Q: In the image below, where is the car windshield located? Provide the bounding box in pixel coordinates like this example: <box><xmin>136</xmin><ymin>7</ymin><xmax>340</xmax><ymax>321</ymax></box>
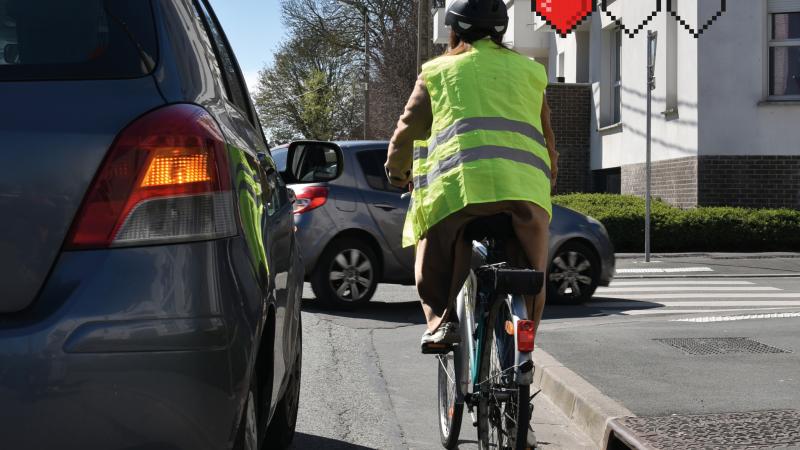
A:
<box><xmin>0</xmin><ymin>0</ymin><xmax>158</xmax><ymax>81</ymax></box>
<box><xmin>271</xmin><ymin>147</ymin><xmax>288</xmax><ymax>172</ymax></box>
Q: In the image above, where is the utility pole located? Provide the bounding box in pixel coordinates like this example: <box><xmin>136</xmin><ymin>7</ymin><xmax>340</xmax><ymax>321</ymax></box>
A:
<box><xmin>363</xmin><ymin>6</ymin><xmax>370</xmax><ymax>140</ymax></box>
<box><xmin>645</xmin><ymin>31</ymin><xmax>657</xmax><ymax>262</ymax></box>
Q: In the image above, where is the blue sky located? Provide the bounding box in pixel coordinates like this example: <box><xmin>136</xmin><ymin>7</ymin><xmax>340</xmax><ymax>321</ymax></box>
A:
<box><xmin>209</xmin><ymin>0</ymin><xmax>286</xmax><ymax>92</ymax></box>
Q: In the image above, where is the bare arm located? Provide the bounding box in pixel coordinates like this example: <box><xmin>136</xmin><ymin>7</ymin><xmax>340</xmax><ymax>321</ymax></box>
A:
<box><xmin>541</xmin><ymin>94</ymin><xmax>558</xmax><ymax>188</ymax></box>
<box><xmin>385</xmin><ymin>75</ymin><xmax>433</xmax><ymax>188</ymax></box>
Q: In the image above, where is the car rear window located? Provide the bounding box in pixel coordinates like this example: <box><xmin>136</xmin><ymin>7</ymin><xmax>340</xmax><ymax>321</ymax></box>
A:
<box><xmin>271</xmin><ymin>148</ymin><xmax>288</xmax><ymax>172</ymax></box>
<box><xmin>0</xmin><ymin>0</ymin><xmax>158</xmax><ymax>81</ymax></box>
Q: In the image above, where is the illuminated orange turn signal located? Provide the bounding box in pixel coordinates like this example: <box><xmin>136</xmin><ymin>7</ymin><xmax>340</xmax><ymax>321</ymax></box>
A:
<box><xmin>141</xmin><ymin>149</ymin><xmax>212</xmax><ymax>187</ymax></box>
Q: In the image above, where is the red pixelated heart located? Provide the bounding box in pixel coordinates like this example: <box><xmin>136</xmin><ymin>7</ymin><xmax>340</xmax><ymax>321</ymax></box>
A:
<box><xmin>534</xmin><ymin>0</ymin><xmax>594</xmax><ymax>38</ymax></box>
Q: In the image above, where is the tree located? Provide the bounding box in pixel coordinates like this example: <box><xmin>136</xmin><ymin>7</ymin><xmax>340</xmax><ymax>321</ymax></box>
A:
<box><xmin>276</xmin><ymin>0</ymin><xmax>422</xmax><ymax>140</ymax></box>
<box><xmin>254</xmin><ymin>34</ymin><xmax>362</xmax><ymax>143</ymax></box>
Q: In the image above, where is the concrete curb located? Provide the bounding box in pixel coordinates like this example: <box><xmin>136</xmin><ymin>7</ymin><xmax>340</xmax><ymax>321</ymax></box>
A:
<box><xmin>532</xmin><ymin>347</ymin><xmax>634</xmax><ymax>449</ymax></box>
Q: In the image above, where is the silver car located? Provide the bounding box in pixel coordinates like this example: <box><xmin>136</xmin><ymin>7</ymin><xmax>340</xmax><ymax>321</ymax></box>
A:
<box><xmin>272</xmin><ymin>141</ymin><xmax>615</xmax><ymax>308</ymax></box>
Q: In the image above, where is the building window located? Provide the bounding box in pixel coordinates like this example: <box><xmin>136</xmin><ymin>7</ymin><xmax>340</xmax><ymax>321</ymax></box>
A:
<box><xmin>593</xmin><ymin>168</ymin><xmax>621</xmax><ymax>194</ymax></box>
<box><xmin>768</xmin><ymin>5</ymin><xmax>800</xmax><ymax>98</ymax></box>
<box><xmin>665</xmin><ymin>0</ymin><xmax>679</xmax><ymax>116</ymax></box>
<box><xmin>601</xmin><ymin>26</ymin><xmax>622</xmax><ymax>127</ymax></box>
<box><xmin>613</xmin><ymin>28</ymin><xmax>622</xmax><ymax>123</ymax></box>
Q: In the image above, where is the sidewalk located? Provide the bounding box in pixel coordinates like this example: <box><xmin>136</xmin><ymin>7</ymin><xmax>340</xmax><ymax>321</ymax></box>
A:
<box><xmin>614</xmin><ymin>253</ymin><xmax>800</xmax><ymax>278</ymax></box>
<box><xmin>534</xmin><ymin>314</ymin><xmax>800</xmax><ymax>449</ymax></box>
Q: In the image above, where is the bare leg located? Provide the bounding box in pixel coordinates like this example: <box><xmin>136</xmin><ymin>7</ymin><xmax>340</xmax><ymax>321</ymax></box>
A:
<box><xmin>510</xmin><ymin>203</ymin><xmax>551</xmax><ymax>336</ymax></box>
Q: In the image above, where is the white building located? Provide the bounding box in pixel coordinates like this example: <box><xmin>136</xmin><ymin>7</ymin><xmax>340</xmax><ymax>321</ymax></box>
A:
<box><xmin>432</xmin><ymin>0</ymin><xmax>800</xmax><ymax>208</ymax></box>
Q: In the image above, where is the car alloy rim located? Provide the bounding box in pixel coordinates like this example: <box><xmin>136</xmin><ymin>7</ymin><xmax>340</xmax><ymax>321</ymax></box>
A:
<box><xmin>549</xmin><ymin>251</ymin><xmax>593</xmax><ymax>298</ymax></box>
<box><xmin>329</xmin><ymin>249</ymin><xmax>373</xmax><ymax>301</ymax></box>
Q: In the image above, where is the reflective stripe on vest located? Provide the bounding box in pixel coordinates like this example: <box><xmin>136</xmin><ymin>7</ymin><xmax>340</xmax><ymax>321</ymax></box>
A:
<box><xmin>414</xmin><ymin>145</ymin><xmax>551</xmax><ymax>189</ymax></box>
<box><xmin>414</xmin><ymin>117</ymin><xmax>547</xmax><ymax>161</ymax></box>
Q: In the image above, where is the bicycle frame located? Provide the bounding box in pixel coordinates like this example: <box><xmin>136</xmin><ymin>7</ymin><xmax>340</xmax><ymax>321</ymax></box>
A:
<box><xmin>454</xmin><ymin>240</ymin><xmax>534</xmax><ymax>407</ymax></box>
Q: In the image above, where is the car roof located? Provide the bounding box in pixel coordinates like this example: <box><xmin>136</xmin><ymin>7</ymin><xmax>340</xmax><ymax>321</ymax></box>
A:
<box><xmin>271</xmin><ymin>140</ymin><xmax>389</xmax><ymax>153</ymax></box>
<box><xmin>334</xmin><ymin>140</ymin><xmax>389</xmax><ymax>151</ymax></box>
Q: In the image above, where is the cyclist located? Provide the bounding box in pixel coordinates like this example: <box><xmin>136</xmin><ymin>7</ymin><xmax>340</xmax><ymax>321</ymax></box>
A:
<box><xmin>385</xmin><ymin>0</ymin><xmax>558</xmax><ymax>352</ymax></box>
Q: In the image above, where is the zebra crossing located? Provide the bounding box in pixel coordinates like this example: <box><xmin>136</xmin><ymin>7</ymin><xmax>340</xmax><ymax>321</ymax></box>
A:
<box><xmin>590</xmin><ymin>279</ymin><xmax>800</xmax><ymax>318</ymax></box>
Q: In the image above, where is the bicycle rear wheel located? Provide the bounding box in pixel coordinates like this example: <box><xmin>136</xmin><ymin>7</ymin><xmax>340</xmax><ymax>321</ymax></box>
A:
<box><xmin>477</xmin><ymin>297</ymin><xmax>531</xmax><ymax>450</ymax></box>
<box><xmin>437</xmin><ymin>352</ymin><xmax>463</xmax><ymax>448</ymax></box>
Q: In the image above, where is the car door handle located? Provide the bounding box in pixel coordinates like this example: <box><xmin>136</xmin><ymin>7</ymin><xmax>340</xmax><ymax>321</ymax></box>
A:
<box><xmin>372</xmin><ymin>203</ymin><xmax>398</xmax><ymax>211</ymax></box>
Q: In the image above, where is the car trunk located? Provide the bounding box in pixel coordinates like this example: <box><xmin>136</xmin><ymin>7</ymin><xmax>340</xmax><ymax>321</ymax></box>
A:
<box><xmin>0</xmin><ymin>78</ymin><xmax>165</xmax><ymax>312</ymax></box>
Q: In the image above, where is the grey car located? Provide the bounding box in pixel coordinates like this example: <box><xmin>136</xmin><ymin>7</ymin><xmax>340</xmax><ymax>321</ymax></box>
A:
<box><xmin>0</xmin><ymin>1</ymin><xmax>319</xmax><ymax>449</ymax></box>
<box><xmin>272</xmin><ymin>141</ymin><xmax>615</xmax><ymax>308</ymax></box>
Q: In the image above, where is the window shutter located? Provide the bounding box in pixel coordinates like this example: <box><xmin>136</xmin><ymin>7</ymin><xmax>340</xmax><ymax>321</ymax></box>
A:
<box><xmin>768</xmin><ymin>0</ymin><xmax>800</xmax><ymax>13</ymax></box>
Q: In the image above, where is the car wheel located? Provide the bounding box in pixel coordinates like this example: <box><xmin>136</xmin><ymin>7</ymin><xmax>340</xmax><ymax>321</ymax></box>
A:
<box><xmin>311</xmin><ymin>238</ymin><xmax>379</xmax><ymax>308</ymax></box>
<box><xmin>265</xmin><ymin>316</ymin><xmax>302</xmax><ymax>449</ymax></box>
<box><xmin>547</xmin><ymin>241</ymin><xmax>599</xmax><ymax>305</ymax></box>
<box><xmin>234</xmin><ymin>371</ymin><xmax>259</xmax><ymax>450</ymax></box>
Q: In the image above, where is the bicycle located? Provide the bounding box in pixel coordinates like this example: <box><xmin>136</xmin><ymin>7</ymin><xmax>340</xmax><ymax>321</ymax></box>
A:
<box><xmin>430</xmin><ymin>213</ymin><xmax>543</xmax><ymax>450</ymax></box>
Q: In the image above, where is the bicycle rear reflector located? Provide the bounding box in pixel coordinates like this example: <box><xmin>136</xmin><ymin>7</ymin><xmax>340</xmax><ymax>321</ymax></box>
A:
<box><xmin>517</xmin><ymin>320</ymin><xmax>535</xmax><ymax>353</ymax></box>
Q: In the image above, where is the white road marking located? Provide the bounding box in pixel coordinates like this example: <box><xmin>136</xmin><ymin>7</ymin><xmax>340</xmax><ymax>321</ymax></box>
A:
<box><xmin>673</xmin><ymin>312</ymin><xmax>800</xmax><ymax>322</ymax></box>
<box><xmin>616</xmin><ymin>267</ymin><xmax>713</xmax><ymax>274</ymax></box>
<box><xmin>596</xmin><ymin>286</ymin><xmax>781</xmax><ymax>293</ymax></box>
<box><xmin>608</xmin><ymin>281</ymin><xmax>756</xmax><ymax>287</ymax></box>
<box><xmin>615</xmin><ymin>273</ymin><xmax>800</xmax><ymax>278</ymax></box>
<box><xmin>592</xmin><ymin>299</ymin><xmax>800</xmax><ymax>307</ymax></box>
<box><xmin>602</xmin><ymin>307</ymin><xmax>798</xmax><ymax>316</ymax></box>
<box><xmin>593</xmin><ymin>293</ymin><xmax>800</xmax><ymax>300</ymax></box>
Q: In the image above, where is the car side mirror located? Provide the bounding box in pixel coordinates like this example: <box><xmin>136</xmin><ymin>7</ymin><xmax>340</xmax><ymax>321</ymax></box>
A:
<box><xmin>284</xmin><ymin>141</ymin><xmax>344</xmax><ymax>184</ymax></box>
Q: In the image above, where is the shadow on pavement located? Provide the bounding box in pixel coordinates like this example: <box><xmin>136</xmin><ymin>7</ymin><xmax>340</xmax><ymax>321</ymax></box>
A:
<box><xmin>302</xmin><ymin>297</ymin><xmax>426</xmax><ymax>325</ymax></box>
<box><xmin>543</xmin><ymin>297</ymin><xmax>663</xmax><ymax>320</ymax></box>
<box><xmin>291</xmin><ymin>433</ymin><xmax>376</xmax><ymax>449</ymax></box>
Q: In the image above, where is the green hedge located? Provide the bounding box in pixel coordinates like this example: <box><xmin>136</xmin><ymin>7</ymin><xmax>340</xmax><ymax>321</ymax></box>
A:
<box><xmin>553</xmin><ymin>194</ymin><xmax>800</xmax><ymax>253</ymax></box>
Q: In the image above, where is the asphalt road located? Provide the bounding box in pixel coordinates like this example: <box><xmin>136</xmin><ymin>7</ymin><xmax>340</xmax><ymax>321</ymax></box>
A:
<box><xmin>291</xmin><ymin>284</ymin><xmax>593</xmax><ymax>450</ymax></box>
<box><xmin>291</xmin><ymin>259</ymin><xmax>800</xmax><ymax>449</ymax></box>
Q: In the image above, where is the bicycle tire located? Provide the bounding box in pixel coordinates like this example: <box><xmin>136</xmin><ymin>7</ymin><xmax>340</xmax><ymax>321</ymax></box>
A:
<box><xmin>437</xmin><ymin>353</ymin><xmax>463</xmax><ymax>449</ymax></box>
<box><xmin>477</xmin><ymin>295</ymin><xmax>531</xmax><ymax>450</ymax></box>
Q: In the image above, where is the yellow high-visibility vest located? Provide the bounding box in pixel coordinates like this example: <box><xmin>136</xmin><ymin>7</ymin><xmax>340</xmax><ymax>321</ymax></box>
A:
<box><xmin>402</xmin><ymin>39</ymin><xmax>552</xmax><ymax>247</ymax></box>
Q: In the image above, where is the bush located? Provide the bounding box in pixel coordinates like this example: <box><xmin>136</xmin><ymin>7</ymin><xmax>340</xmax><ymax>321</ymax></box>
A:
<box><xmin>553</xmin><ymin>194</ymin><xmax>800</xmax><ymax>253</ymax></box>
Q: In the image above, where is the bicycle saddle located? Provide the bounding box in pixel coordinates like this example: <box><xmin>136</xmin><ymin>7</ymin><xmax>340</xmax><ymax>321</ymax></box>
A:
<box><xmin>463</xmin><ymin>213</ymin><xmax>514</xmax><ymax>242</ymax></box>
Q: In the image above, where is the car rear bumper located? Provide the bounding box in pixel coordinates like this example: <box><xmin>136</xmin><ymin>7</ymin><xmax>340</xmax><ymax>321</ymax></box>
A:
<box><xmin>0</xmin><ymin>349</ymin><xmax>234</xmax><ymax>450</ymax></box>
<box><xmin>0</xmin><ymin>240</ymin><xmax>250</xmax><ymax>450</ymax></box>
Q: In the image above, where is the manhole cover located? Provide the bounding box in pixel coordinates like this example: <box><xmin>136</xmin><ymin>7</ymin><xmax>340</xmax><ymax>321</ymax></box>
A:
<box><xmin>654</xmin><ymin>337</ymin><xmax>790</xmax><ymax>355</ymax></box>
<box><xmin>613</xmin><ymin>410</ymin><xmax>800</xmax><ymax>449</ymax></box>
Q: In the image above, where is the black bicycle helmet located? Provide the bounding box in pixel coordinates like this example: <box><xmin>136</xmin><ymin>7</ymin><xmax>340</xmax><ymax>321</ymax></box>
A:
<box><xmin>445</xmin><ymin>0</ymin><xmax>509</xmax><ymax>41</ymax></box>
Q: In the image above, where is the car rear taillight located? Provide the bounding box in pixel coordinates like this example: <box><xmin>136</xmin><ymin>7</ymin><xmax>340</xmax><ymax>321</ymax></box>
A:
<box><xmin>517</xmin><ymin>320</ymin><xmax>535</xmax><ymax>353</ymax></box>
<box><xmin>293</xmin><ymin>186</ymin><xmax>328</xmax><ymax>215</ymax></box>
<box><xmin>66</xmin><ymin>104</ymin><xmax>236</xmax><ymax>249</ymax></box>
